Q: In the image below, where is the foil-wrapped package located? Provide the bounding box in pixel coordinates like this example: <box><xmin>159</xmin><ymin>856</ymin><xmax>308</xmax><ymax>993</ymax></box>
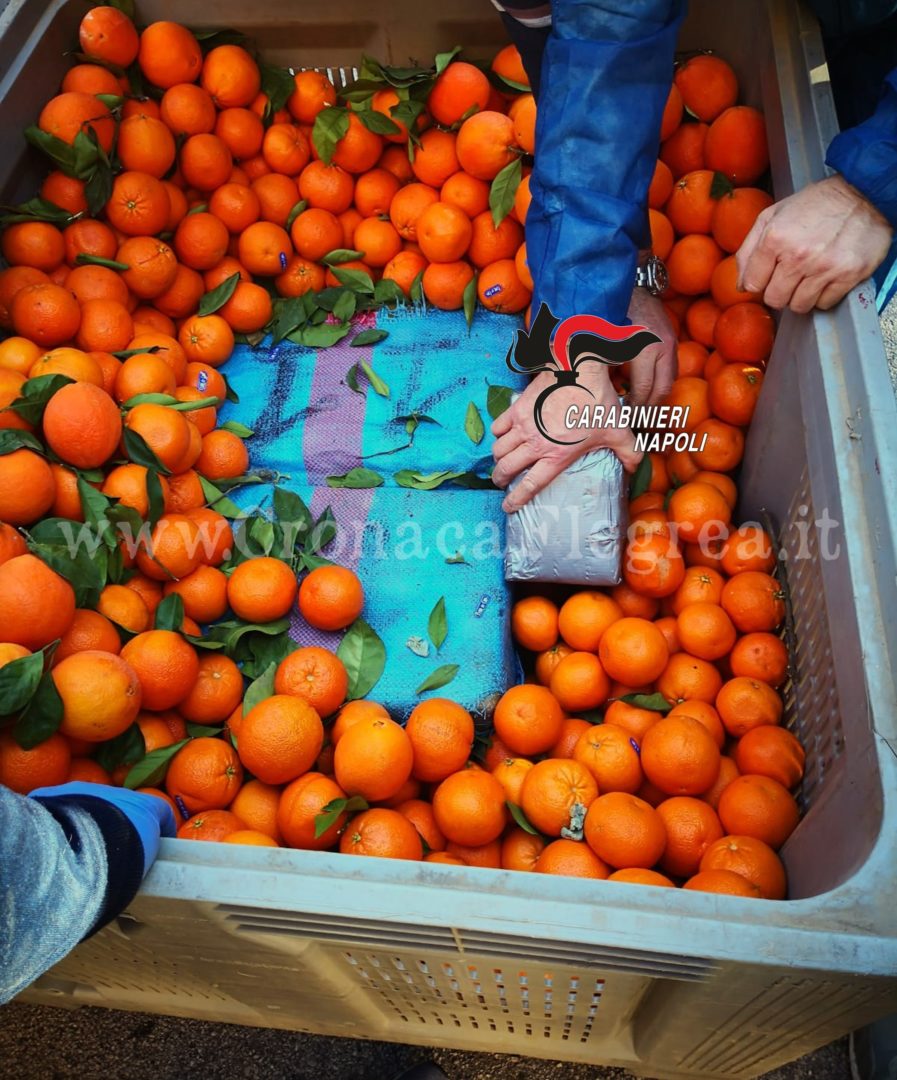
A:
<box><xmin>504</xmin><ymin>448</ymin><xmax>628</xmax><ymax>585</ymax></box>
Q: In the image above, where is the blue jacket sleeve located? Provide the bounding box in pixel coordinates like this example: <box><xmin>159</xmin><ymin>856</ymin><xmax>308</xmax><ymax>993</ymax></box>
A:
<box><xmin>525</xmin><ymin>0</ymin><xmax>685</xmax><ymax>325</ymax></box>
<box><xmin>826</xmin><ymin>66</ymin><xmax>897</xmax><ymax>228</ymax></box>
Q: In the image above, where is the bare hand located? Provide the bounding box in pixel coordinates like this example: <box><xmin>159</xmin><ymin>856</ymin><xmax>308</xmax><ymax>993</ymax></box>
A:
<box><xmin>491</xmin><ymin>366</ymin><xmax>641</xmax><ymax>513</ymax></box>
<box><xmin>736</xmin><ymin>175</ymin><xmax>893</xmax><ymax>313</ymax></box>
<box><xmin>627</xmin><ymin>286</ymin><xmax>677</xmax><ymax>403</ymax></box>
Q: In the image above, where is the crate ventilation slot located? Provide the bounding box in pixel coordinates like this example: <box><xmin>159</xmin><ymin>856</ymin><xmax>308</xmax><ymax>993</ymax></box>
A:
<box><xmin>216</xmin><ymin>906</ymin><xmax>715</xmax><ymax>980</ymax></box>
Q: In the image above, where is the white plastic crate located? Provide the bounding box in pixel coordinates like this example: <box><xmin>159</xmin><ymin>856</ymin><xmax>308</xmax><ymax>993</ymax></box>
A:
<box><xmin>4</xmin><ymin>0</ymin><xmax>897</xmax><ymax>1076</ymax></box>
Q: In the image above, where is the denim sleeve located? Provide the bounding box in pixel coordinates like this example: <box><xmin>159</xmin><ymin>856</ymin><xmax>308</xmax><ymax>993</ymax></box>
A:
<box><xmin>826</xmin><ymin>66</ymin><xmax>897</xmax><ymax>228</ymax></box>
<box><xmin>525</xmin><ymin>0</ymin><xmax>685</xmax><ymax>325</ymax></box>
<box><xmin>0</xmin><ymin>785</ymin><xmax>107</xmax><ymax>1004</ymax></box>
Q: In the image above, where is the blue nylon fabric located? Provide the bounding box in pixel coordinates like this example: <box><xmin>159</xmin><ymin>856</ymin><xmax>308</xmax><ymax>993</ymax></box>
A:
<box><xmin>525</xmin><ymin>0</ymin><xmax>684</xmax><ymax>325</ymax></box>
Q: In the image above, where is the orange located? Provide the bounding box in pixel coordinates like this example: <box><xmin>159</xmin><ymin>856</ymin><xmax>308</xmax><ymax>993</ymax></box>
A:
<box><xmin>714</xmin><ymin>302</ymin><xmax>775</xmax><ymax>366</ymax></box>
<box><xmin>353</xmin><ymin>217</ymin><xmax>403</xmax><ymax>268</ymax></box>
<box><xmin>352</xmin><ymin>168</ymin><xmax>401</xmax><ymax>218</ymax></box>
<box><xmin>101</xmin><ymin>464</ymin><xmax>169</xmax><ymax>521</ymax></box>
<box><xmin>55</xmin><ymin>609</ymin><xmax>121</xmax><ymax>663</ymax></box>
<box><xmin>339</xmin><ymin>807</ymin><xmax>423</xmax><ymax>860</ymax></box>
<box><xmin>656</xmin><ymin>796</ymin><xmax>724</xmax><ymax>879</ymax></box>
<box><xmin>275</xmin><ymin>256</ymin><xmax>327</xmax><ymax>298</ymax></box>
<box><xmin>79</xmin><ymin>5</ymin><xmax>139</xmax><ymax>66</ymax></box>
<box><xmin>396</xmin><ymin>798</ymin><xmax>446</xmax><ymax>852</ymax></box>
<box><xmin>186</xmin><ymin>507</ymin><xmax>233</xmax><ymax>567</ymax></box>
<box><xmin>234</xmin><ymin>219</ymin><xmax>291</xmax><ymax>276</ymax></box>
<box><xmin>693</xmin><ymin>470</ymin><xmax>738</xmax><ymax>509</ymax></box>
<box><xmin>660</xmin><ymin>121</ymin><xmax>708</xmax><ymax>179</ymax></box>
<box><xmin>263</xmin><ymin>123</ymin><xmax>311</xmax><ymax>176</ymax></box>
<box><xmin>135</xmin><ymin>512</ymin><xmax>202</xmax><ymax>581</ymax></box>
<box><xmin>660</xmin><ymin>82</ymin><xmax>683</xmax><ymax>140</ymax></box>
<box><xmin>666</xmin><ymin>170</ymin><xmax>716</xmax><ymax>235</ymax></box>
<box><xmin>298</xmin><ymin>160</ymin><xmax>354</xmax><ymax>213</ymax></box>
<box><xmin>223</xmin><ymin>829</ymin><xmax>278</xmax><ymax>846</ymax></box>
<box><xmin>583</xmin><ymin>792</ymin><xmax>666</xmax><ymax>869</ymax></box>
<box><xmin>0</xmin><ymin>731</ymin><xmax>71</xmax><ymax>794</ymax></box>
<box><xmin>433</xmin><ymin>768</ymin><xmax>508</xmax><ymax>847</ymax></box>
<box><xmin>445</xmin><ymin>837</ymin><xmax>502</xmax><ymax>868</ymax></box>
<box><xmin>683</xmin><ymin>869</ymin><xmax>761</xmax><ymax>896</ymax></box>
<box><xmin>733</xmin><ymin>725</ymin><xmax>804</xmax><ymax>791</ymax></box>
<box><xmin>421</xmin><ymin>260</ymin><xmax>475</xmax><ymax>310</ymax></box>
<box><xmin>718</xmin><ymin>774</ymin><xmax>799</xmax><ymax>850</ymax></box>
<box><xmin>229</xmin><ymin>779</ymin><xmax>283</xmax><ymax>843</ymax></box>
<box><xmin>40</xmin><ymin>170</ymin><xmax>89</xmax><ymax>214</ymax></box>
<box><xmin>370</xmin><ymin>89</ymin><xmax>411</xmax><ymax>144</ymax></box>
<box><xmin>427</xmin><ymin>62</ymin><xmax>491</xmax><ymax>126</ymax></box>
<box><xmin>195</xmin><ymin>428</ymin><xmax>249</xmax><ymax>481</ymax></box>
<box><xmin>730</xmin><ymin>632</ymin><xmax>789</xmax><ymax>687</ymax></box>
<box><xmin>700</xmin><ymin>834</ymin><xmax>787</xmax><ymax>900</ymax></box>
<box><xmin>667</xmin><ymin>700</ymin><xmax>725</xmax><ymax>749</ymax></box>
<box><xmin>68</xmin><ymin>758</ymin><xmax>112</xmax><ymax>785</ymax></box>
<box><xmin>649</xmin><ymin>209</ymin><xmax>674</xmax><ymax>260</ymax></box>
<box><xmin>10</xmin><ymin>282</ymin><xmax>80</xmax><ymax>348</ymax></box>
<box><xmin>332</xmin><ymin>113</ymin><xmax>383</xmax><ymax>174</ymax></box>
<box><xmin>389</xmin><ymin>183</ymin><xmax>439</xmax><ymax>242</ymax></box>
<box><xmin>405</xmin><ymin>698</ymin><xmax>475</xmax><ymax>783</ymax></box>
<box><xmin>557</xmin><ymin>591</ymin><xmax>622</xmax><ymax>652</ymax></box>
<box><xmin>0</xmin><ymin>336</ymin><xmax>41</xmax><ymax>376</ymax></box>
<box><xmin>603</xmin><ymin>700</ymin><xmax>661</xmax><ymax>744</ymax></box>
<box><xmin>657</xmin><ymin>615</ymin><xmax>681</xmax><ymax>653</ymax></box>
<box><xmin>705</xmin><ymin>106</ymin><xmax>769</xmax><ymax>185</ymax></box>
<box><xmin>114</xmin><ymin>351</ymin><xmax>177</xmax><ymax>403</ymax></box>
<box><xmin>720</xmin><ymin>571</ymin><xmax>785</xmax><ymax>633</ymax></box>
<box><xmin>251</xmin><ymin>173</ymin><xmax>300</xmax><ymax>226</ymax></box>
<box><xmin>215</xmin><ymin>108</ymin><xmax>265</xmax><ymax>161</ymax></box>
<box><xmin>648</xmin><ymin>159</ymin><xmax>674</xmax><ymax>210</ymax></box>
<box><xmin>288</xmin><ymin>70</ymin><xmax>337</xmax><ymax>124</ymax></box>
<box><xmin>164</xmin><ymin>736</ymin><xmax>243</xmax><ymax>815</ymax></box>
<box><xmin>276</xmin><ymin>771</ymin><xmax>346</xmax><ymax>849</ymax></box>
<box><xmin>534</xmin><ymin>642</ymin><xmax>574</xmax><ymax>687</ymax></box>
<box><xmin>675</xmin><ymin>602</ymin><xmax>737</xmax><ymax>662</ymax></box>
<box><xmin>227</xmin><ymin>556</ymin><xmax>297</xmax><ymax>622</ymax></box>
<box><xmin>657</xmin><ymin>652</ymin><xmax>724</xmax><ymax>706</ymax></box>
<box><xmin>410</xmin><ymin>129</ymin><xmax>460</xmax><ymax>188</ymax></box>
<box><xmin>274</xmin><ymin>645</ymin><xmax>348</xmax><ymax>718</ymax></box>
<box><xmin>379</xmin><ymin>144</ymin><xmax>414</xmax><ymax>183</ymax></box>
<box><xmin>48</xmin><ymin>463</ymin><xmax>84</xmax><ymax>521</ymax></box>
<box><xmin>236</xmin><ymin>694</ymin><xmax>324</xmax><ymax>786</ymax></box>
<box><xmin>415</xmin><ymin>202</ymin><xmax>473</xmax><ymax>263</ymax></box>
<box><xmin>163</xmin><ymin>563</ymin><xmax>228</xmax><ymax>623</ymax></box>
<box><xmin>330</xmin><ymin>700</ymin><xmax>390</xmax><ymax>746</ymax></box>
<box><xmin>376</xmin><ymin>776</ymin><xmax>420</xmax><ymax>808</ymax></box>
<box><xmin>677</xmin><ymin>340</ymin><xmax>709</xmax><ymax>378</ymax></box>
<box><xmin>609</xmin><ymin>582</ymin><xmax>660</xmax><ymax>621</ymax></box>
<box><xmin>640</xmin><ymin>713</ymin><xmax>721</xmax><ymax>797</ymax></box>
<box><xmin>177</xmin><ymin>809</ymin><xmax>245</xmax><ymax>842</ymax></box>
<box><xmin>716</xmin><ymin>676</ymin><xmax>783</xmax><ymax>738</ymax></box>
<box><xmin>535</xmin><ymin>838</ymin><xmax>610</xmax><ymax>879</ymax></box>
<box><xmin>573</xmin><ymin>725</ymin><xmax>643</xmax><ymax>794</ymax></box>
<box><xmin>608</xmin><ymin>867</ymin><xmax>674</xmax><ymax>887</ymax></box>
<box><xmin>105</xmin><ymin>170</ymin><xmax>170</xmax><ymax>236</ymax></box>
<box><xmin>685</xmin><ymin>297</ymin><xmax>721</xmax><ymax>347</ymax></box>
<box><xmin>667</xmin><ymin>234</ymin><xmax>724</xmax><ymax>296</ymax></box>
<box><xmin>623</xmin><ymin>533</ymin><xmax>686</xmax><ymax>598</ymax></box>
<box><xmin>138</xmin><ymin>21</ymin><xmax>202</xmax><ymax>89</ymax></box>
<box><xmin>671</xmin><ymin>566</ymin><xmax>725</xmax><ymax>614</ymax></box>
<box><xmin>136</xmin><ymin>711</ymin><xmax>185</xmax><ymax>753</ymax></box>
<box><xmin>674</xmin><ymin>55</ymin><xmax>738</xmax><ymax>122</ymax></box>
<box><xmin>493</xmin><ymin>683</ymin><xmax>564</xmax><ymax>756</ymax></box>
<box><xmin>180</xmin><ymin>133</ymin><xmax>234</xmax><ymax>193</ymax></box>
<box><xmin>174</xmin><ymin>212</ymin><xmax>230</xmax><ymax>271</ymax></box>
<box><xmin>597</xmin><ymin>616</ymin><xmax>669</xmax><ymax>685</ymax></box>
<box><xmin>711</xmin><ymin>255</ymin><xmax>760</xmax><ymax>309</ymax></box>
<box><xmin>513</xmin><ymin>173</ymin><xmax>532</xmax><ymax>225</ymax></box>
<box><xmin>511</xmin><ymin>595</ymin><xmax>558</xmax><ymax>652</ymax></box>
<box><xmin>549</xmin><ymin>651</ymin><xmax>611</xmax><ymax>712</ymax></box>
<box><xmin>456</xmin><ymin>111</ymin><xmax>516</xmax><ymax>180</ymax></box>
<box><xmin>1</xmin><ymin>222</ymin><xmax>65</xmax><ymax>272</ymax></box>
<box><xmin>97</xmin><ymin>584</ymin><xmax>150</xmax><ymax>634</ymax></box>
<box><xmin>712</xmin><ymin>188</ymin><xmax>774</xmax><ymax>253</ymax></box>
<box><xmin>0</xmin><ymin>449</ymin><xmax>55</xmax><ymax>526</ymax></box>
<box><xmin>477</xmin><ymin>259</ymin><xmax>531</xmax><ymax>313</ymax></box>
<box><xmin>701</xmin><ymin>754</ymin><xmax>740</xmax><ymax>810</ymax></box>
<box><xmin>441</xmin><ymin>172</ymin><xmax>490</xmax><ymax>219</ymax></box>
<box><xmin>491</xmin><ymin>757</ymin><xmax>534</xmax><ymax>804</ymax></box>
<box><xmin>0</xmin><ymin>266</ymin><xmax>49</xmax><ymax>328</ymax></box>
<box><xmin>120</xmin><ymin>629</ymin><xmax>199</xmax><ymax>710</ymax></box>
<box><xmin>74</xmin><ymin>298</ymin><xmax>133</xmax><ymax>353</ymax></box>
<box><xmin>160</xmin><ymin>83</ymin><xmax>217</xmax><ymax>136</ymax></box>
<box><xmin>708</xmin><ymin>363</ymin><xmax>765</xmax><ymax>427</ymax></box>
<box><xmin>38</xmin><ymin>91</ymin><xmax>115</xmax><ymax>153</ymax></box>
<box><xmin>511</xmin><ymin>93</ymin><xmax>536</xmax><ymax>154</ymax></box>
<box><xmin>492</xmin><ymin>43</ymin><xmax>529</xmax><ymax>87</ymax></box>
<box><xmin>118</xmin><ymin>114</ymin><xmax>177</xmax><ymax>178</ymax></box>
<box><xmin>53</xmin><ymin>650</ymin><xmax>142</xmax><ymax>742</ymax></box>
<box><xmin>382</xmin><ymin>251</ymin><xmax>427</xmax><ymax>296</ymax></box>
<box><xmin>178</xmin><ymin>653</ymin><xmax>243</xmax><ymax>725</ymax></box>
<box><xmin>519</xmin><ymin>758</ymin><xmax>598</xmax><ymax>836</ymax></box>
<box><xmin>720</xmin><ymin>525</ymin><xmax>776</xmax><ymax>576</ymax></box>
<box><xmin>501</xmin><ymin>827</ymin><xmax>546</xmax><ymax>872</ymax></box>
<box><xmin>201</xmin><ymin>44</ymin><xmax>260</xmax><ymax>108</ymax></box>
<box><xmin>334</xmin><ymin>715</ymin><xmax>413</xmax><ymax>802</ymax></box>
<box><xmin>118</xmin><ymin>237</ymin><xmax>178</xmax><ymax>299</ymax></box>
<box><xmin>467</xmin><ymin>210</ymin><xmax>523</xmax><ymax>269</ymax></box>
<box><xmin>29</xmin><ymin>347</ymin><xmax>103</xmax><ymax>387</ymax></box>
<box><xmin>124</xmin><ymin>574</ymin><xmax>164</xmax><ymax>619</ymax></box>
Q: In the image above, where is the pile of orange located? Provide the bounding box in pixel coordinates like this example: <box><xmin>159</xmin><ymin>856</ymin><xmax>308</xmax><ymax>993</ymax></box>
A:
<box><xmin>0</xmin><ymin>16</ymin><xmax>800</xmax><ymax>898</ymax></box>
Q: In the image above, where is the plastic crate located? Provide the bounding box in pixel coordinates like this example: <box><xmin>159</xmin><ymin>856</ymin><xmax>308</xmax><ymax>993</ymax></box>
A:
<box><xmin>4</xmin><ymin>0</ymin><xmax>897</xmax><ymax>1076</ymax></box>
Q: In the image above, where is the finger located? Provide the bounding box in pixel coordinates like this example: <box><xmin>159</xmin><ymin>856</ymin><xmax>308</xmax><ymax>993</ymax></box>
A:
<box><xmin>816</xmin><ymin>278</ymin><xmax>855</xmax><ymax>311</ymax></box>
<box><xmin>788</xmin><ymin>273</ymin><xmax>834</xmax><ymax>314</ymax></box>
<box><xmin>738</xmin><ymin>241</ymin><xmax>779</xmax><ymax>297</ymax></box>
<box><xmin>491</xmin><ymin>409</ymin><xmax>513</xmax><ymax>437</ymax></box>
<box><xmin>735</xmin><ymin>206</ymin><xmax>776</xmax><ymax>289</ymax></box>
<box><xmin>608</xmin><ymin>427</ymin><xmax>642</xmax><ymax>474</ymax></box>
<box><xmin>628</xmin><ymin>347</ymin><xmax>658</xmax><ymax>405</ymax></box>
<box><xmin>649</xmin><ymin>341</ymin><xmax>676</xmax><ymax>405</ymax></box>
<box><xmin>502</xmin><ymin>456</ymin><xmax>570</xmax><ymax>513</ymax></box>
<box><xmin>762</xmin><ymin>262</ymin><xmax>805</xmax><ymax>310</ymax></box>
<box><xmin>492</xmin><ymin>427</ymin><xmax>525</xmax><ymax>461</ymax></box>
<box><xmin>491</xmin><ymin>442</ymin><xmax>541</xmax><ymax>489</ymax></box>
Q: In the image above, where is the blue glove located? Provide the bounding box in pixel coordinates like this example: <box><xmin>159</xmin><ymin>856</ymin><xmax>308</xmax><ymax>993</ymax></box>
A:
<box><xmin>30</xmin><ymin>782</ymin><xmax>177</xmax><ymax>877</ymax></box>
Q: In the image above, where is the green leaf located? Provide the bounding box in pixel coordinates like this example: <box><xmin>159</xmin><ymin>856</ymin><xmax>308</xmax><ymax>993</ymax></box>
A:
<box><xmin>435</xmin><ymin>46</ymin><xmax>463</xmax><ymax>75</ymax></box>
<box><xmin>374</xmin><ymin>278</ymin><xmax>407</xmax><ymax>306</ymax></box>
<box><xmin>312</xmin><ymin>105</ymin><xmax>350</xmax><ymax>165</ymax></box>
<box><xmin>710</xmin><ymin>171</ymin><xmax>735</xmax><ymax>200</ymax></box>
<box><xmin>108</xmin><ymin>0</ymin><xmax>136</xmax><ymax>18</ymax></box>
<box><xmin>0</xmin><ymin>196</ymin><xmax>76</xmax><ymax>227</ymax></box>
<box><xmin>445</xmin><ymin>551</ymin><xmax>468</xmax><ymax>565</ymax></box>
<box><xmin>5</xmin><ymin>374</ymin><xmax>73</xmax><ymax>426</ymax></box>
<box><xmin>314</xmin><ymin>794</ymin><xmax>368</xmax><ymax>839</ymax></box>
<box><xmin>123</xmin><ymin>427</ymin><xmax>171</xmax><ymax>475</ymax></box>
<box><xmin>223</xmin><ymin>376</ymin><xmax>240</xmax><ymax>404</ymax></box>
<box><xmin>198</xmin><ymin>476</ymin><xmax>244</xmax><ymax>518</ymax></box>
<box><xmin>74</xmin><ymin>253</ymin><xmax>129</xmax><ymax>271</ymax></box>
<box><xmin>285</xmin><ymin>199</ymin><xmax>307</xmax><ymax>230</ymax></box>
<box><xmin>415</xmin><ymin>664</ymin><xmax>459</xmax><ymax>695</ymax></box>
<box><xmin>395</xmin><ymin>469</ymin><xmax>464</xmax><ymax>490</ymax></box>
<box><xmin>289</xmin><ymin>322</ymin><xmax>352</xmax><ymax>348</ymax></box>
<box><xmin>28</xmin><ymin>517</ymin><xmax>108</xmax><ymax>607</ymax></box>
<box><xmin>486</xmin><ymin>383</ymin><xmax>514</xmax><ymax>421</ymax></box>
<box><xmin>83</xmin><ymin>163</ymin><xmax>115</xmax><ymax>218</ymax></box>
<box><xmin>154</xmin><ymin>593</ymin><xmax>184</xmax><ymax>632</ymax></box>
<box><xmin>629</xmin><ymin>453</ymin><xmax>652</xmax><ymax>500</ymax></box>
<box><xmin>357</xmin><ymin>108</ymin><xmax>401</xmax><ymax>136</ymax></box>
<box><xmin>352</xmin><ymin>328</ymin><xmax>388</xmax><ymax>347</ymax></box>
<box><xmin>112</xmin><ymin>345</ymin><xmax>162</xmax><ymax>360</ymax></box>
<box><xmin>337</xmin><ymin>618</ymin><xmax>386</xmax><ymax>700</ymax></box>
<box><xmin>14</xmin><ymin>672</ymin><xmax>64</xmax><ymax>750</ymax></box>
<box><xmin>198</xmin><ymin>272</ymin><xmax>240</xmax><ymax>317</ymax></box>
<box><xmin>222</xmin><ymin>618</ymin><xmax>291</xmax><ymax>655</ymax></box>
<box><xmin>273</xmin><ymin>486</ymin><xmax>314</xmax><ymax>539</ymax></box>
<box><xmin>326</xmin><ymin>468</ymin><xmax>384</xmax><ymax>489</ymax></box>
<box><xmin>489</xmin><ymin>156</ymin><xmax>523</xmax><ymax>228</ymax></box>
<box><xmin>75</xmin><ymin>474</ymin><xmax>111</xmax><ymax>530</ymax></box>
<box><xmin>490</xmin><ymin>71</ymin><xmax>531</xmax><ymax>94</ymax></box>
<box><xmin>236</xmin><ymin>628</ymin><xmax>293</xmax><ymax>680</ymax></box>
<box><xmin>332</xmin><ymin>290</ymin><xmax>357</xmax><ymax>323</ymax></box>
<box><xmin>95</xmin><ymin>722</ymin><xmax>146</xmax><ymax>772</ymax></box>
<box><xmin>331</xmin><ymin>266</ymin><xmax>375</xmax><ymax>294</ymax></box>
<box><xmin>427</xmin><ymin>596</ymin><xmax>447</xmax><ymax>651</ymax></box>
<box><xmin>0</xmin><ymin>649</ymin><xmax>45</xmax><ymax>715</ymax></box>
<box><xmin>409</xmin><ymin>268</ymin><xmax>425</xmax><ymax>304</ymax></box>
<box><xmin>221</xmin><ymin>420</ymin><xmax>254</xmax><ymax>438</ymax></box>
<box><xmin>0</xmin><ymin>429</ymin><xmax>45</xmax><ymax>456</ymax></box>
<box><xmin>243</xmin><ymin>662</ymin><xmax>277</xmax><ymax>714</ymax></box>
<box><xmin>24</xmin><ymin>126</ymin><xmax>78</xmax><ymax>175</ymax></box>
<box><xmin>259</xmin><ymin>61</ymin><xmax>295</xmax><ymax>117</ymax></box>
<box><xmin>270</xmin><ymin>295</ymin><xmax>309</xmax><ymax>344</ymax></box>
<box><xmin>619</xmin><ymin>692</ymin><xmax>672</xmax><ymax>713</ymax></box>
<box><xmin>322</xmin><ymin>248</ymin><xmax>365</xmax><ymax>267</ymax></box>
<box><xmin>464</xmin><ymin>401</ymin><xmax>485</xmax><ymax>445</ymax></box>
<box><xmin>187</xmin><ymin>203</ymin><xmax>209</xmax><ymax>215</ymax></box>
<box><xmin>360</xmin><ymin>360</ymin><xmax>389</xmax><ymax>396</ymax></box>
<box><xmin>346</xmin><ymin>362</ymin><xmax>362</xmax><ymax>394</ymax></box>
<box><xmin>123</xmin><ymin>738</ymin><xmax>190</xmax><ymax>790</ymax></box>
<box><xmin>307</xmin><ymin>505</ymin><xmax>337</xmax><ymax>554</ymax></box>
<box><xmin>463</xmin><ymin>274</ymin><xmax>477</xmax><ymax>330</ymax></box>
<box><xmin>507</xmin><ymin>801</ymin><xmax>540</xmax><ymax>836</ymax></box>
<box><xmin>145</xmin><ymin>468</ymin><xmax>166</xmax><ymax>528</ymax></box>
<box><xmin>451</xmin><ymin>471</ymin><xmax>496</xmax><ymax>490</ymax></box>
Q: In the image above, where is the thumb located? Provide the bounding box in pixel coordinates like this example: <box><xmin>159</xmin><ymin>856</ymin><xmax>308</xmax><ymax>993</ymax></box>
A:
<box><xmin>607</xmin><ymin>427</ymin><xmax>642</xmax><ymax>474</ymax></box>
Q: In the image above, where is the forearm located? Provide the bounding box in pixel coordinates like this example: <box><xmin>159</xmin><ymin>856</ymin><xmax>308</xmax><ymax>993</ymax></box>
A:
<box><xmin>526</xmin><ymin>0</ymin><xmax>684</xmax><ymax>324</ymax></box>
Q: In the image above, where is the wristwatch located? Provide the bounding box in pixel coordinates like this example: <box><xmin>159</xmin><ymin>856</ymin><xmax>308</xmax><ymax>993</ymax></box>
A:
<box><xmin>635</xmin><ymin>254</ymin><xmax>669</xmax><ymax>296</ymax></box>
